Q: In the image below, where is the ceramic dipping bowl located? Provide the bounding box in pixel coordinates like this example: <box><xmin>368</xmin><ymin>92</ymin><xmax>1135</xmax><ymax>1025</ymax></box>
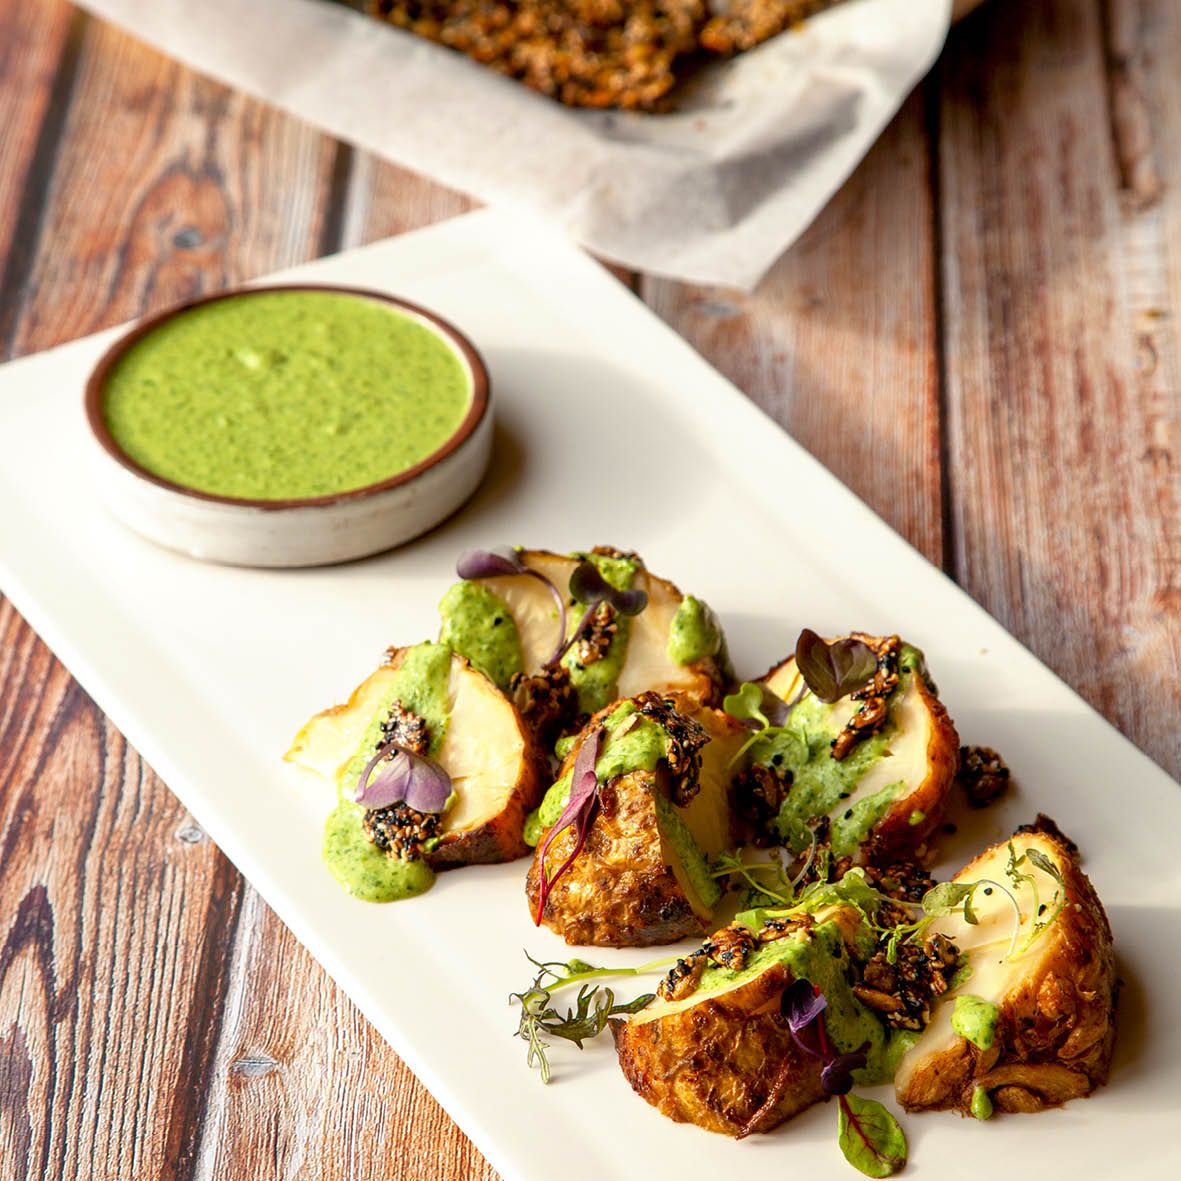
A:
<box><xmin>84</xmin><ymin>285</ymin><xmax>491</xmax><ymax>567</ymax></box>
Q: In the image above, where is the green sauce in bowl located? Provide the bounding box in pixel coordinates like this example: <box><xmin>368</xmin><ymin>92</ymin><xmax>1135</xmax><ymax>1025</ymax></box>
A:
<box><xmin>100</xmin><ymin>288</ymin><xmax>474</xmax><ymax>501</ymax></box>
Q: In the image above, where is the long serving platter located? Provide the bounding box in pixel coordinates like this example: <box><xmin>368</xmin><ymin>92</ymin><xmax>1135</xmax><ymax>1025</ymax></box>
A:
<box><xmin>0</xmin><ymin>210</ymin><xmax>1178</xmax><ymax>1179</ymax></box>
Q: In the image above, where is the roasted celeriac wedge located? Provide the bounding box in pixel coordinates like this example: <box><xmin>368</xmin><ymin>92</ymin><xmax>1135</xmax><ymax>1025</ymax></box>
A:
<box><xmin>750</xmin><ymin>635</ymin><xmax>958</xmax><ymax>863</ymax></box>
<box><xmin>524</xmin><ymin>692</ymin><xmax>745</xmax><ymax>946</ymax></box>
<box><xmin>613</xmin><ymin>900</ymin><xmax>889</xmax><ymax>1136</ymax></box>
<box><xmin>287</xmin><ymin>642</ymin><xmax>548</xmax><ymax>874</ymax></box>
<box><xmin>438</xmin><ymin>548</ymin><xmax>731</xmax><ymax>739</ymax></box>
<box><xmin>894</xmin><ymin>820</ymin><xmax>1117</xmax><ymax>1116</ymax></box>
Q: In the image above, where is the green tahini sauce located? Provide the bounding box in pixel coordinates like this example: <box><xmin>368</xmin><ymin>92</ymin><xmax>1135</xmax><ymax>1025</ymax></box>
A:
<box><xmin>562</xmin><ymin>553</ymin><xmax>640</xmax><ymax>715</ymax></box>
<box><xmin>970</xmin><ymin>1085</ymin><xmax>994</xmax><ymax>1121</ymax></box>
<box><xmin>666</xmin><ymin>595</ymin><xmax>722</xmax><ymax>665</ymax></box>
<box><xmin>438</xmin><ymin>581</ymin><xmax>523</xmax><ymax>690</ymax></box>
<box><xmin>752</xmin><ymin>690</ymin><xmax>895</xmax><ymax>855</ymax></box>
<box><xmin>103</xmin><ymin>289</ymin><xmax>472</xmax><ymax>500</ymax></box>
<box><xmin>524</xmin><ymin>702</ymin><xmax>667</xmax><ymax>845</ymax></box>
<box><xmin>752</xmin><ymin>648</ymin><xmax>926</xmax><ymax>855</ymax></box>
<box><xmin>323</xmin><ymin>641</ymin><xmax>454</xmax><ymax>903</ymax></box>
<box><xmin>951</xmin><ymin>994</ymin><xmax>1000</xmax><ymax>1050</ymax></box>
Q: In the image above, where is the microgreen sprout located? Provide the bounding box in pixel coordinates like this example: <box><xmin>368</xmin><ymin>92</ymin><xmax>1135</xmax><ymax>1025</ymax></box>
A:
<box><xmin>722</xmin><ymin>681</ymin><xmax>791</xmax><ymax>765</ymax></box>
<box><xmin>739</xmin><ymin>979</ymin><xmax>906</xmax><ymax>1175</ymax></box>
<box><xmin>456</xmin><ymin>546</ymin><xmax>568</xmax><ymax>663</ymax></box>
<box><xmin>552</xmin><ymin>558</ymin><xmax>649</xmax><ymax>665</ymax></box>
<box><xmin>532</xmin><ymin>727</ymin><xmax>603</xmax><ymax>924</ymax></box>
<box><xmin>710</xmin><ymin>849</ymin><xmax>795</xmax><ymax>905</ymax></box>
<box><xmin>795</xmin><ymin>629</ymin><xmax>878</xmax><ymax>704</ymax></box>
<box><xmin>510</xmin><ymin>952</ymin><xmax>671</xmax><ymax>1083</ymax></box>
<box><xmin>354</xmin><ymin>739</ymin><xmax>451</xmax><ymax>813</ymax></box>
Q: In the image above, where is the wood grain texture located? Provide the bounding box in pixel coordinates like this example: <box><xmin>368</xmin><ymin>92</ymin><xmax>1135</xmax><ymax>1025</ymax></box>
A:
<box><xmin>938</xmin><ymin>0</ymin><xmax>1181</xmax><ymax>777</ymax></box>
<box><xmin>641</xmin><ymin>90</ymin><xmax>944</xmax><ymax>567</ymax></box>
<box><xmin>0</xmin><ymin>0</ymin><xmax>80</xmax><ymax>354</ymax></box>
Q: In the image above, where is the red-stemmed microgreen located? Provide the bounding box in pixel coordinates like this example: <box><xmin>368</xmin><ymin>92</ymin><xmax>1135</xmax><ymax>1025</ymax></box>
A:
<box><xmin>553</xmin><ymin>559</ymin><xmax>649</xmax><ymax>665</ymax></box>
<box><xmin>778</xmin><ymin>978</ymin><xmax>907</xmax><ymax>1177</ymax></box>
<box><xmin>510</xmin><ymin>951</ymin><xmax>671</xmax><ymax>1083</ymax></box>
<box><xmin>354</xmin><ymin>739</ymin><xmax>451</xmax><ymax>813</ymax></box>
<box><xmin>532</xmin><ymin>726</ymin><xmax>604</xmax><ymax>924</ymax></box>
<box><xmin>456</xmin><ymin>546</ymin><xmax>568</xmax><ymax>664</ymax></box>
<box><xmin>795</xmin><ymin>629</ymin><xmax>878</xmax><ymax>704</ymax></box>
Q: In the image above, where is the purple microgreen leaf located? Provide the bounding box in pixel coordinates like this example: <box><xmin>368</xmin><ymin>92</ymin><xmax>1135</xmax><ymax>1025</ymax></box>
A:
<box><xmin>761</xmin><ymin>686</ymin><xmax>790</xmax><ymax>728</ymax></box>
<box><xmin>355</xmin><ymin>742</ymin><xmax>413</xmax><ymax>809</ymax></box>
<box><xmin>557</xmin><ymin>561</ymin><xmax>647</xmax><ymax>665</ymax></box>
<box><xmin>401</xmin><ymin>752</ymin><xmax>453</xmax><ymax>813</ymax></box>
<box><xmin>533</xmin><ymin>727</ymin><xmax>604</xmax><ymax>924</ymax></box>
<box><xmin>795</xmin><ymin>629</ymin><xmax>878</xmax><ymax>704</ymax></box>
<box><xmin>568</xmin><ymin>560</ymin><xmax>610</xmax><ymax>605</ymax></box>
<box><xmin>821</xmin><ymin>1051</ymin><xmax>868</xmax><ymax>1096</ymax></box>
<box><xmin>781</xmin><ymin>976</ymin><xmax>827</xmax><ymax>1033</ymax></box>
<box><xmin>607</xmin><ymin>586</ymin><xmax>648</xmax><ymax>616</ymax></box>
<box><xmin>456</xmin><ymin>546</ymin><xmax>525</xmax><ymax>580</ymax></box>
<box><xmin>354</xmin><ymin>740</ymin><xmax>452</xmax><ymax>813</ymax></box>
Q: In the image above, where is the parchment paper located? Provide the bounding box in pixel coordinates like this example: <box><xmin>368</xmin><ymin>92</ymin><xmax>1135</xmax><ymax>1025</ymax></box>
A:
<box><xmin>78</xmin><ymin>0</ymin><xmax>951</xmax><ymax>288</ymax></box>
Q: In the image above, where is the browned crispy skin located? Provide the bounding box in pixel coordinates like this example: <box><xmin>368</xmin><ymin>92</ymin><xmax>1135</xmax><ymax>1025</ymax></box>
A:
<box><xmin>525</xmin><ymin>766</ymin><xmax>706</xmax><ymax>945</ymax></box>
<box><xmin>613</xmin><ymin>960</ymin><xmax>826</xmax><ymax>1135</ymax></box>
<box><xmin>895</xmin><ymin>827</ymin><xmax>1118</xmax><ymax>1115</ymax></box>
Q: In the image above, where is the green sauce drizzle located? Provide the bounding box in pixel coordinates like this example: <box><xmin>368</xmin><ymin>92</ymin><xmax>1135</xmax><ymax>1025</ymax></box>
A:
<box><xmin>951</xmin><ymin>994</ymin><xmax>1000</xmax><ymax>1050</ymax></box>
<box><xmin>525</xmin><ymin>703</ymin><xmax>667</xmax><ymax>842</ymax></box>
<box><xmin>970</xmin><ymin>1085</ymin><xmax>994</xmax><ymax>1120</ymax></box>
<box><xmin>666</xmin><ymin>595</ymin><xmax>722</xmax><ymax>665</ymax></box>
<box><xmin>323</xmin><ymin>802</ymin><xmax>435</xmax><ymax>902</ymax></box>
<box><xmin>439</xmin><ymin>581</ymin><xmax>523</xmax><ymax>690</ymax></box>
<box><xmin>322</xmin><ymin>640</ymin><xmax>454</xmax><ymax>903</ymax></box>
<box><xmin>754</xmin><ymin>691</ymin><xmax>893</xmax><ymax>853</ymax></box>
<box><xmin>562</xmin><ymin>553</ymin><xmax>639</xmax><ymax>715</ymax></box>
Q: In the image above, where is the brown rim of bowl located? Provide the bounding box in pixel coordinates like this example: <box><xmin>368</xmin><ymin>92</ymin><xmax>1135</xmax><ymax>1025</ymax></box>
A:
<box><xmin>84</xmin><ymin>284</ymin><xmax>490</xmax><ymax>511</ymax></box>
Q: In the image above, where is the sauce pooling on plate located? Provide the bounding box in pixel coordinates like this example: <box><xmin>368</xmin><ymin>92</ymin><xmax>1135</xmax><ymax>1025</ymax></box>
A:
<box><xmin>102</xmin><ymin>289</ymin><xmax>472</xmax><ymax>500</ymax></box>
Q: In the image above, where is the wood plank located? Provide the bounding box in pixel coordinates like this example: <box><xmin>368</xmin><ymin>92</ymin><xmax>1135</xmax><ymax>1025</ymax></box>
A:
<box><xmin>0</xmin><ymin>8</ymin><xmax>346</xmax><ymax>1179</ymax></box>
<box><xmin>640</xmin><ymin>90</ymin><xmax>944</xmax><ymax>569</ymax></box>
<box><xmin>6</xmin><ymin>14</ymin><xmax>339</xmax><ymax>352</ymax></box>
<box><xmin>0</xmin><ymin>0</ymin><xmax>79</xmax><ymax>351</ymax></box>
<box><xmin>193</xmin><ymin>893</ymin><xmax>500</xmax><ymax>1181</ymax></box>
<box><xmin>937</xmin><ymin>0</ymin><xmax>1181</xmax><ymax>777</ymax></box>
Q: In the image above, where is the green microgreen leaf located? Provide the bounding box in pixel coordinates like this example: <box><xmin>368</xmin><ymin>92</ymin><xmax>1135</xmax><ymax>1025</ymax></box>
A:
<box><xmin>710</xmin><ymin>849</ymin><xmax>794</xmax><ymax>906</ymax></box>
<box><xmin>723</xmin><ymin>681</ymin><xmax>771</xmax><ymax>729</ymax></box>
<box><xmin>837</xmin><ymin>1093</ymin><xmax>908</xmax><ymax>1178</ymax></box>
<box><xmin>510</xmin><ymin>952</ymin><xmax>671</xmax><ymax>1083</ymax></box>
<box><xmin>920</xmin><ymin>881</ymin><xmax>978</xmax><ymax>924</ymax></box>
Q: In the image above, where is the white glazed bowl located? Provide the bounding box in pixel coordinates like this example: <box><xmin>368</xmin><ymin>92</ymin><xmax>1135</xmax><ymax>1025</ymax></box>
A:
<box><xmin>85</xmin><ymin>286</ymin><xmax>492</xmax><ymax>568</ymax></box>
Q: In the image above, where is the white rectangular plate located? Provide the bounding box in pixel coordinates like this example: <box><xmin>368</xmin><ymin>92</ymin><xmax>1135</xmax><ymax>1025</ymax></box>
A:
<box><xmin>1</xmin><ymin>210</ymin><xmax>1178</xmax><ymax>1180</ymax></box>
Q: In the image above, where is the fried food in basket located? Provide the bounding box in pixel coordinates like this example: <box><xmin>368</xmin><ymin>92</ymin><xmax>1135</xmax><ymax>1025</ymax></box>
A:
<box><xmin>364</xmin><ymin>1</ymin><xmax>840</xmax><ymax>111</ymax></box>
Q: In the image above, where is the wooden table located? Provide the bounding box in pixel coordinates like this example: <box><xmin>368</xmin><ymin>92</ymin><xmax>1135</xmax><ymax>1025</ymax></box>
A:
<box><xmin>1</xmin><ymin>1</ymin><xmax>1177</xmax><ymax>1176</ymax></box>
